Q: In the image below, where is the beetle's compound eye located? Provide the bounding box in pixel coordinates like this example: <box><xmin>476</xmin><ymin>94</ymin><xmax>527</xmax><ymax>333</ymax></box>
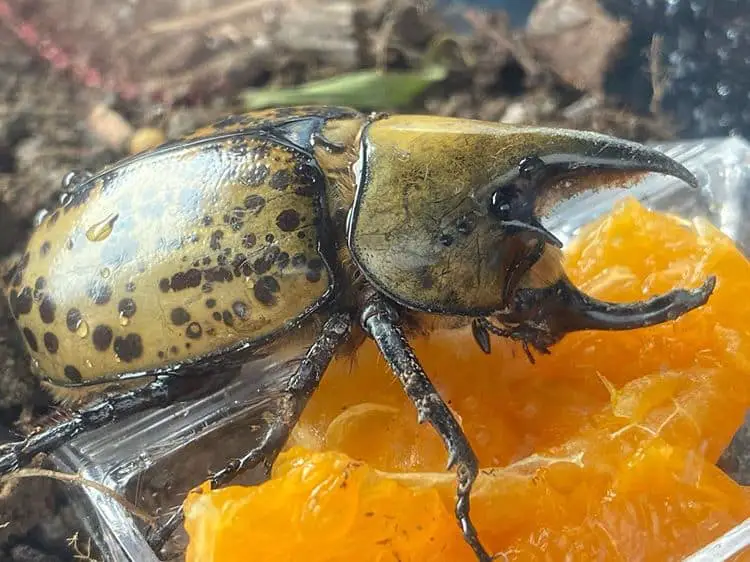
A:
<box><xmin>488</xmin><ymin>156</ymin><xmax>563</xmax><ymax>249</ymax></box>
<box><xmin>488</xmin><ymin>184</ymin><xmax>532</xmax><ymax>222</ymax></box>
<box><xmin>489</xmin><ymin>155</ymin><xmax>544</xmax><ymax>221</ymax></box>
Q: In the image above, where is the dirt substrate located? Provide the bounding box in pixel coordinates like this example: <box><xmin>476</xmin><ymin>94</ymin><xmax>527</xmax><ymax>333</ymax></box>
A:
<box><xmin>0</xmin><ymin>1</ymin><xmax>746</xmax><ymax>560</ymax></box>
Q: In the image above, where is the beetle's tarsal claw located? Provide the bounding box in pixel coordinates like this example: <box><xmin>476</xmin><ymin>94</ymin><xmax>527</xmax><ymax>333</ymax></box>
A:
<box><xmin>505</xmin><ymin>275</ymin><xmax>716</xmax><ymax>341</ymax></box>
<box><xmin>471</xmin><ymin>319</ymin><xmax>492</xmax><ymax>354</ymax></box>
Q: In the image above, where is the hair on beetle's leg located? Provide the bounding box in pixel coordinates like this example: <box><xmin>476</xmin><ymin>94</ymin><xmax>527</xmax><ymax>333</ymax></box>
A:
<box><xmin>360</xmin><ymin>294</ymin><xmax>493</xmax><ymax>562</ymax></box>
<box><xmin>0</xmin><ymin>375</ymin><xmax>193</xmax><ymax>475</ymax></box>
<box><xmin>147</xmin><ymin>312</ymin><xmax>352</xmax><ymax>556</ymax></box>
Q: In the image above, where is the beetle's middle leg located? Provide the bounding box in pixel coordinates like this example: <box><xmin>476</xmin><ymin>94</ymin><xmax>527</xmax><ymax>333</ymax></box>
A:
<box><xmin>360</xmin><ymin>292</ymin><xmax>494</xmax><ymax>562</ymax></box>
<box><xmin>147</xmin><ymin>312</ymin><xmax>352</xmax><ymax>554</ymax></box>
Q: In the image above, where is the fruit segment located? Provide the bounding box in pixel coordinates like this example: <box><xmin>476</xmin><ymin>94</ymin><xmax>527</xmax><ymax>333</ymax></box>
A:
<box><xmin>185</xmin><ymin>199</ymin><xmax>750</xmax><ymax>562</ymax></box>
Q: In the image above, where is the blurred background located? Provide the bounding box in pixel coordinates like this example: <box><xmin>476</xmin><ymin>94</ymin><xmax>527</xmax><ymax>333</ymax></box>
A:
<box><xmin>0</xmin><ymin>0</ymin><xmax>749</xmax><ymax>560</ymax></box>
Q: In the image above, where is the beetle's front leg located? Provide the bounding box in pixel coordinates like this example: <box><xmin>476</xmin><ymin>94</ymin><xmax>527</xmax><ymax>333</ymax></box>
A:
<box><xmin>147</xmin><ymin>312</ymin><xmax>352</xmax><ymax>555</ymax></box>
<box><xmin>360</xmin><ymin>293</ymin><xmax>493</xmax><ymax>562</ymax></box>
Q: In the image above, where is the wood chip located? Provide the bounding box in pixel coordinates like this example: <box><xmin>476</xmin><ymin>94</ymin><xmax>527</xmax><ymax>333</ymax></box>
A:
<box><xmin>525</xmin><ymin>0</ymin><xmax>629</xmax><ymax>93</ymax></box>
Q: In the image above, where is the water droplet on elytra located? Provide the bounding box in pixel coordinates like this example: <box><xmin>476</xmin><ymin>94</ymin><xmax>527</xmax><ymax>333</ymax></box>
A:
<box><xmin>86</xmin><ymin>213</ymin><xmax>119</xmax><ymax>242</ymax></box>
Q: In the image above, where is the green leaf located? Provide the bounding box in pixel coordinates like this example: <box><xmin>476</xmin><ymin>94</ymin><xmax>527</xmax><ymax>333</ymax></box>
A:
<box><xmin>239</xmin><ymin>65</ymin><xmax>449</xmax><ymax>111</ymax></box>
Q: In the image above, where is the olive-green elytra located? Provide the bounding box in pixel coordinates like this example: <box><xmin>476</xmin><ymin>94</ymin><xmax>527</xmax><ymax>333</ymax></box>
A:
<box><xmin>5</xmin><ymin>107</ymin><xmax>366</xmax><ymax>387</ymax></box>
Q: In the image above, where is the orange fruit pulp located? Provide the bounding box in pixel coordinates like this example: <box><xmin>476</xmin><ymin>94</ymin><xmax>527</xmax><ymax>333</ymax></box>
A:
<box><xmin>184</xmin><ymin>199</ymin><xmax>750</xmax><ymax>561</ymax></box>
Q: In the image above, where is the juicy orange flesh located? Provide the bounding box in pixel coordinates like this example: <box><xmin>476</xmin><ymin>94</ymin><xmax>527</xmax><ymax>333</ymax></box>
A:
<box><xmin>184</xmin><ymin>199</ymin><xmax>750</xmax><ymax>561</ymax></box>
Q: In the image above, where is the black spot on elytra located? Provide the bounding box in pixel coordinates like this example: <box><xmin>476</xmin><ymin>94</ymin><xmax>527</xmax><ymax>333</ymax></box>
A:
<box><xmin>277</xmin><ymin>252</ymin><xmax>290</xmax><ymax>270</ymax></box>
<box><xmin>291</xmin><ymin>253</ymin><xmax>307</xmax><ymax>268</ymax></box>
<box><xmin>158</xmin><ymin>350</ymin><xmax>165</xmax><ymax>359</ymax></box>
<box><xmin>118</xmin><ymin>298</ymin><xmax>137</xmax><ymax>318</ymax></box>
<box><xmin>265</xmin><ymin>233</ymin><xmax>274</xmax><ymax>243</ymax></box>
<box><xmin>23</xmin><ymin>328</ymin><xmax>38</xmax><ymax>352</ymax></box>
<box><xmin>39</xmin><ymin>295</ymin><xmax>56</xmax><ymax>323</ymax></box>
<box><xmin>186</xmin><ymin>322</ymin><xmax>203</xmax><ymax>339</ymax></box>
<box><xmin>232</xmin><ymin>301</ymin><xmax>249</xmax><ymax>319</ymax></box>
<box><xmin>202</xmin><ymin>256</ymin><xmax>211</xmax><ymax>266</ymax></box>
<box><xmin>206</xmin><ymin>327</ymin><xmax>216</xmax><ymax>336</ymax></box>
<box><xmin>170</xmin><ymin>345</ymin><xmax>178</xmax><ymax>355</ymax></box>
<box><xmin>170</xmin><ymin>269</ymin><xmax>202</xmax><ymax>292</ymax></box>
<box><xmin>201</xmin><ymin>283</ymin><xmax>213</xmax><ymax>293</ymax></box>
<box><xmin>227</xmin><ymin>207</ymin><xmax>246</xmax><ymax>232</ymax></box>
<box><xmin>222</xmin><ymin>310</ymin><xmax>234</xmax><ymax>326</ymax></box>
<box><xmin>240</xmin><ymin>163</ymin><xmax>270</xmax><ymax>187</ymax></box>
<box><xmin>243</xmin><ymin>195</ymin><xmax>266</xmax><ymax>215</ymax></box>
<box><xmin>306</xmin><ymin>269</ymin><xmax>321</xmax><ymax>283</ymax></box>
<box><xmin>276</xmin><ymin>209</ymin><xmax>301</xmax><ymax>232</ymax></box>
<box><xmin>212</xmin><ymin>311</ymin><xmax>222</xmax><ymax>322</ymax></box>
<box><xmin>64</xmin><ymin>365</ymin><xmax>82</xmax><ymax>383</ymax></box>
<box><xmin>159</xmin><ymin>278</ymin><xmax>170</xmax><ymax>292</ymax></box>
<box><xmin>125</xmin><ymin>281</ymin><xmax>136</xmax><ymax>293</ymax></box>
<box><xmin>297</xmin><ymin>231</ymin><xmax>306</xmax><ymax>239</ymax></box>
<box><xmin>170</xmin><ymin>307</ymin><xmax>191</xmax><ymax>325</ymax></box>
<box><xmin>206</xmin><ymin>298</ymin><xmax>217</xmax><ymax>309</ymax></box>
<box><xmin>66</xmin><ymin>308</ymin><xmax>82</xmax><ymax>332</ymax></box>
<box><xmin>40</xmin><ymin>241</ymin><xmax>51</xmax><ymax>256</ymax></box>
<box><xmin>92</xmin><ymin>325</ymin><xmax>113</xmax><ymax>351</ymax></box>
<box><xmin>114</xmin><ymin>333</ymin><xmax>144</xmax><ymax>362</ymax></box>
<box><xmin>254</xmin><ymin>275</ymin><xmax>280</xmax><ymax>306</ymax></box>
<box><xmin>269</xmin><ymin>169</ymin><xmax>292</xmax><ymax>190</ymax></box>
<box><xmin>88</xmin><ymin>282</ymin><xmax>112</xmax><ymax>305</ymax></box>
<box><xmin>242</xmin><ymin>233</ymin><xmax>257</xmax><ymax>249</ymax></box>
<box><xmin>43</xmin><ymin>332</ymin><xmax>59</xmax><ymax>354</ymax></box>
<box><xmin>204</xmin><ymin>267</ymin><xmax>233</xmax><ymax>283</ymax></box>
<box><xmin>210</xmin><ymin>230</ymin><xmax>224</xmax><ymax>251</ymax></box>
<box><xmin>34</xmin><ymin>277</ymin><xmax>46</xmax><ymax>291</ymax></box>
<box><xmin>306</xmin><ymin>257</ymin><xmax>324</xmax><ymax>283</ymax></box>
<box><xmin>253</xmin><ymin>256</ymin><xmax>272</xmax><ymax>275</ymax></box>
<box><xmin>232</xmin><ymin>254</ymin><xmax>252</xmax><ymax>277</ymax></box>
<box><xmin>13</xmin><ymin>287</ymin><xmax>33</xmax><ymax>316</ymax></box>
<box><xmin>202</xmin><ymin>215</ymin><xmax>213</xmax><ymax>227</ymax></box>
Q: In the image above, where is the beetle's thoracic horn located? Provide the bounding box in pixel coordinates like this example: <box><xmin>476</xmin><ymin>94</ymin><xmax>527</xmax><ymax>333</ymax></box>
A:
<box><xmin>514</xmin><ymin>128</ymin><xmax>699</xmax><ymax>220</ymax></box>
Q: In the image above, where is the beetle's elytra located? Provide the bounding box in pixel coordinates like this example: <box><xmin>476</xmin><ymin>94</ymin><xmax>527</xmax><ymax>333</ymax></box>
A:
<box><xmin>1</xmin><ymin>106</ymin><xmax>715</xmax><ymax>561</ymax></box>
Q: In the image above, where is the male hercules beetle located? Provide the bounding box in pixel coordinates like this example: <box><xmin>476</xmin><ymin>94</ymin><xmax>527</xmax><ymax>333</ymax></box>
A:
<box><xmin>1</xmin><ymin>106</ymin><xmax>715</xmax><ymax>561</ymax></box>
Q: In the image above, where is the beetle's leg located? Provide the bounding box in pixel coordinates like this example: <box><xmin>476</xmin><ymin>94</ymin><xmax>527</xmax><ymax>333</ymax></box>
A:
<box><xmin>147</xmin><ymin>312</ymin><xmax>352</xmax><ymax>555</ymax></box>
<box><xmin>360</xmin><ymin>293</ymin><xmax>493</xmax><ymax>562</ymax></box>
<box><xmin>0</xmin><ymin>375</ymin><xmax>195</xmax><ymax>475</ymax></box>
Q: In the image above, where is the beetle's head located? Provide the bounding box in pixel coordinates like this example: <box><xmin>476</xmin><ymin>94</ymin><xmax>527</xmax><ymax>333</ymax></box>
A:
<box><xmin>347</xmin><ymin>115</ymin><xmax>714</xmax><ymax>346</ymax></box>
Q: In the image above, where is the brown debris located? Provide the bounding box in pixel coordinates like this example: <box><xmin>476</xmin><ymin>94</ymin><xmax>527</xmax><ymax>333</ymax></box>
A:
<box><xmin>86</xmin><ymin>104</ymin><xmax>134</xmax><ymax>151</ymax></box>
<box><xmin>525</xmin><ymin>0</ymin><xmax>630</xmax><ymax>93</ymax></box>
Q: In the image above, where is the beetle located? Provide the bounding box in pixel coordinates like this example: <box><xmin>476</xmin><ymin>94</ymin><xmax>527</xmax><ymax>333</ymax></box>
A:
<box><xmin>0</xmin><ymin>106</ymin><xmax>715</xmax><ymax>561</ymax></box>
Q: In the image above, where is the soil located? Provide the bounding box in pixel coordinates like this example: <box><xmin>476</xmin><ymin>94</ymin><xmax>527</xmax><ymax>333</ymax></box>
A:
<box><xmin>0</xmin><ymin>1</ymin><xmax>744</xmax><ymax>561</ymax></box>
